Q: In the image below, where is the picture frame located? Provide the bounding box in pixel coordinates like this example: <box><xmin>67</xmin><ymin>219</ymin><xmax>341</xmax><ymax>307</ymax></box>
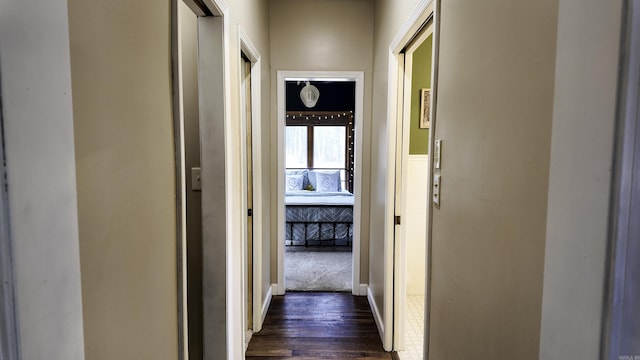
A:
<box><xmin>419</xmin><ymin>88</ymin><xmax>431</xmax><ymax>129</ymax></box>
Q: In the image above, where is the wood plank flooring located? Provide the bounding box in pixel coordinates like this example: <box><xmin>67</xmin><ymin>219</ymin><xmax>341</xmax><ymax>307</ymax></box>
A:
<box><xmin>246</xmin><ymin>292</ymin><xmax>394</xmax><ymax>359</ymax></box>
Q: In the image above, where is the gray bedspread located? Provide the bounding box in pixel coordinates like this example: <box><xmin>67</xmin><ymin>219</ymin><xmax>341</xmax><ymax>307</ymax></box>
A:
<box><xmin>285</xmin><ymin>191</ymin><xmax>354</xmax><ymax>246</ymax></box>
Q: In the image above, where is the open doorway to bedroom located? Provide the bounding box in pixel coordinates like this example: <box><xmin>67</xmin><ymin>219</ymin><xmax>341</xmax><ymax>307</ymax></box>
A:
<box><xmin>284</xmin><ymin>80</ymin><xmax>355</xmax><ymax>292</ymax></box>
<box><xmin>276</xmin><ymin>71</ymin><xmax>365</xmax><ymax>296</ymax></box>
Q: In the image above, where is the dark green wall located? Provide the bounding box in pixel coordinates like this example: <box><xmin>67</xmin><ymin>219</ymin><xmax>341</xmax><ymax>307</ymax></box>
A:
<box><xmin>409</xmin><ymin>35</ymin><xmax>433</xmax><ymax>155</ymax></box>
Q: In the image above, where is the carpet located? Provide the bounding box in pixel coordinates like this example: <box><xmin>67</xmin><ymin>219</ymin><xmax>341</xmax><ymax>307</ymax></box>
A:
<box><xmin>285</xmin><ymin>248</ymin><xmax>352</xmax><ymax>292</ymax></box>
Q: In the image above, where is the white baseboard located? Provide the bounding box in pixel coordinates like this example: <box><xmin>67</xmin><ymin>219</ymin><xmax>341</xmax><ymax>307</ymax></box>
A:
<box><xmin>261</xmin><ymin>285</ymin><xmax>274</xmax><ymax>326</ymax></box>
<box><xmin>244</xmin><ymin>330</ymin><xmax>253</xmax><ymax>351</ymax></box>
<box><xmin>272</xmin><ymin>282</ymin><xmax>285</xmax><ymax>296</ymax></box>
<box><xmin>357</xmin><ymin>284</ymin><xmax>368</xmax><ymax>296</ymax></box>
<box><xmin>367</xmin><ymin>286</ymin><xmax>385</xmax><ymax>341</ymax></box>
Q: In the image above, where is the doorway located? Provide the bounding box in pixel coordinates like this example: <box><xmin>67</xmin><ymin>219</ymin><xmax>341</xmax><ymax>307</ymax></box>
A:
<box><xmin>173</xmin><ymin>0</ymin><xmax>246</xmax><ymax>359</ymax></box>
<box><xmin>241</xmin><ymin>53</ymin><xmax>254</xmax><ymax>347</ymax></box>
<box><xmin>238</xmin><ymin>24</ymin><xmax>267</xmax><ymax>344</ymax></box>
<box><xmin>276</xmin><ymin>71</ymin><xmax>366</xmax><ymax>296</ymax></box>
<box><xmin>383</xmin><ymin>0</ymin><xmax>437</xmax><ymax>356</ymax></box>
<box><xmin>283</xmin><ymin>81</ymin><xmax>355</xmax><ymax>293</ymax></box>
<box><xmin>394</xmin><ymin>23</ymin><xmax>434</xmax><ymax>360</ymax></box>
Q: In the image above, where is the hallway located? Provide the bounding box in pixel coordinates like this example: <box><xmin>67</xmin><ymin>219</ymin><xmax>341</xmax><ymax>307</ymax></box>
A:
<box><xmin>0</xmin><ymin>0</ymin><xmax>629</xmax><ymax>358</ymax></box>
<box><xmin>246</xmin><ymin>293</ymin><xmax>393</xmax><ymax>359</ymax></box>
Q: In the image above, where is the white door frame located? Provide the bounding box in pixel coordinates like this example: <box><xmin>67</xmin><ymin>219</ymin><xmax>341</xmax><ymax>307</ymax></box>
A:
<box><xmin>275</xmin><ymin>70</ymin><xmax>366</xmax><ymax>296</ymax></box>
<box><xmin>383</xmin><ymin>0</ymin><xmax>437</xmax><ymax>352</ymax></box>
<box><xmin>237</xmin><ymin>24</ymin><xmax>266</xmax><ymax>336</ymax></box>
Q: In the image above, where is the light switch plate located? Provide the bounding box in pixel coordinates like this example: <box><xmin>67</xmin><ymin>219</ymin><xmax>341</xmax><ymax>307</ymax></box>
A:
<box><xmin>191</xmin><ymin>167</ymin><xmax>201</xmax><ymax>191</ymax></box>
<box><xmin>433</xmin><ymin>174</ymin><xmax>441</xmax><ymax>206</ymax></box>
<box><xmin>434</xmin><ymin>139</ymin><xmax>442</xmax><ymax>169</ymax></box>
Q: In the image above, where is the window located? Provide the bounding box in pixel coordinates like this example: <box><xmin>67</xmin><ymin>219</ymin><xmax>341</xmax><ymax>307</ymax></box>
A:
<box><xmin>285</xmin><ymin>111</ymin><xmax>355</xmax><ymax>192</ymax></box>
<box><xmin>314</xmin><ymin>126</ymin><xmax>346</xmax><ymax>168</ymax></box>
<box><xmin>285</xmin><ymin>126</ymin><xmax>307</xmax><ymax>168</ymax></box>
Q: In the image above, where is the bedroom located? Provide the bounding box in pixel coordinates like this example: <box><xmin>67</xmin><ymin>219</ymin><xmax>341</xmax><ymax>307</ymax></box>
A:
<box><xmin>283</xmin><ymin>79</ymin><xmax>358</xmax><ymax>292</ymax></box>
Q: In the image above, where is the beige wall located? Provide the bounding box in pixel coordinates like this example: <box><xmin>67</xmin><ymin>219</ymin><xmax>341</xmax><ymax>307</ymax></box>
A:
<box><xmin>427</xmin><ymin>0</ymin><xmax>558</xmax><ymax>358</ymax></box>
<box><xmin>374</xmin><ymin>0</ymin><xmax>559</xmax><ymax>356</ymax></box>
<box><xmin>0</xmin><ymin>1</ymin><xmax>85</xmax><ymax>358</ymax></box>
<box><xmin>67</xmin><ymin>0</ymin><xmax>179</xmax><ymax>358</ymax></box>
<box><xmin>269</xmin><ymin>0</ymin><xmax>374</xmax><ymax>284</ymax></box>
<box><xmin>539</xmin><ymin>0</ymin><xmax>622</xmax><ymax>358</ymax></box>
<box><xmin>68</xmin><ymin>0</ymin><xmax>271</xmax><ymax>356</ymax></box>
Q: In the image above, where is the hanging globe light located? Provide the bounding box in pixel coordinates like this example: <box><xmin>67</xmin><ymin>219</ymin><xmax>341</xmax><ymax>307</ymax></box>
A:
<box><xmin>299</xmin><ymin>81</ymin><xmax>320</xmax><ymax>108</ymax></box>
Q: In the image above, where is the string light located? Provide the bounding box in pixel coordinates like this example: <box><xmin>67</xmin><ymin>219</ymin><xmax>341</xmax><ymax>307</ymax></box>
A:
<box><xmin>286</xmin><ymin>112</ymin><xmax>354</xmax><ymax>122</ymax></box>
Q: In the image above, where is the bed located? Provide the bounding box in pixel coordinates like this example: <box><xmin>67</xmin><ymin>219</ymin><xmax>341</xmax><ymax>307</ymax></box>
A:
<box><xmin>285</xmin><ymin>170</ymin><xmax>354</xmax><ymax>246</ymax></box>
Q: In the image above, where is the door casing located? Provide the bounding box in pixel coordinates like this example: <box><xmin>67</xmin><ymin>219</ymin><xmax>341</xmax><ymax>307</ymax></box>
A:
<box><xmin>275</xmin><ymin>71</ymin><xmax>366</xmax><ymax>297</ymax></box>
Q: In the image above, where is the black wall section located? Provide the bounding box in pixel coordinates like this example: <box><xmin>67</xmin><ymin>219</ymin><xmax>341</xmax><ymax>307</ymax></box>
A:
<box><xmin>286</xmin><ymin>81</ymin><xmax>356</xmax><ymax>111</ymax></box>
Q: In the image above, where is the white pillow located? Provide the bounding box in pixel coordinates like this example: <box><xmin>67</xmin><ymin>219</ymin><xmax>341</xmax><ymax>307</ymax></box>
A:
<box><xmin>314</xmin><ymin>171</ymin><xmax>340</xmax><ymax>192</ymax></box>
<box><xmin>308</xmin><ymin>170</ymin><xmax>341</xmax><ymax>191</ymax></box>
<box><xmin>285</xmin><ymin>174</ymin><xmax>304</xmax><ymax>191</ymax></box>
<box><xmin>285</xmin><ymin>169</ymin><xmax>309</xmax><ymax>188</ymax></box>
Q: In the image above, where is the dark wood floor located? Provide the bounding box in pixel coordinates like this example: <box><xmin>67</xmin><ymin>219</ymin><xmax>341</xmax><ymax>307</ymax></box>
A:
<box><xmin>246</xmin><ymin>292</ymin><xmax>395</xmax><ymax>359</ymax></box>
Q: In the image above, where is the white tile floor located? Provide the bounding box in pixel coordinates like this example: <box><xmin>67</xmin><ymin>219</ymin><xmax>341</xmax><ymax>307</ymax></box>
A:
<box><xmin>397</xmin><ymin>294</ymin><xmax>424</xmax><ymax>360</ymax></box>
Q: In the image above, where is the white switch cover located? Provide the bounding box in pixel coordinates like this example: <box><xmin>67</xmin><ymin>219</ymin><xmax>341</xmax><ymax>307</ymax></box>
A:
<box><xmin>434</xmin><ymin>139</ymin><xmax>442</xmax><ymax>169</ymax></box>
<box><xmin>191</xmin><ymin>167</ymin><xmax>201</xmax><ymax>191</ymax></box>
<box><xmin>433</xmin><ymin>174</ymin><xmax>441</xmax><ymax>206</ymax></box>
